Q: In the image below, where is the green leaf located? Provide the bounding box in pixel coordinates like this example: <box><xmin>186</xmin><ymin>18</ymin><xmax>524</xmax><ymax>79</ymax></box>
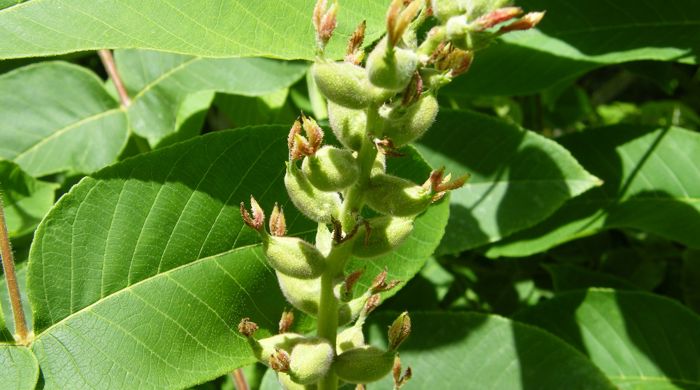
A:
<box><xmin>213</xmin><ymin>88</ymin><xmax>296</xmax><ymax>129</ymax></box>
<box><xmin>366</xmin><ymin>312</ymin><xmax>615</xmax><ymax>390</ymax></box>
<box><xmin>0</xmin><ymin>0</ymin><xmax>23</xmax><ymax>10</ymax></box>
<box><xmin>31</xmin><ymin>247</ymin><xmax>286</xmax><ymax>389</ymax></box>
<box><xmin>545</xmin><ymin>264</ymin><xmax>640</xmax><ymax>292</ymax></box>
<box><xmin>0</xmin><ymin>0</ymin><xmax>386</xmax><ymax>60</ymax></box>
<box><xmin>27</xmin><ymin>125</ymin><xmax>447</xmax><ymax>387</ymax></box>
<box><xmin>415</xmin><ymin>110</ymin><xmax>599</xmax><ymax>254</ymax></box>
<box><xmin>0</xmin><ymin>160</ymin><xmax>57</xmax><ymax>237</ymax></box>
<box><xmin>445</xmin><ymin>0</ymin><xmax>700</xmax><ymax>96</ymax></box>
<box><xmin>0</xmin><ymin>62</ymin><xmax>128</xmax><ymax>177</ymax></box>
<box><xmin>0</xmin><ymin>346</ymin><xmax>39</xmax><ymax>390</ymax></box>
<box><xmin>114</xmin><ymin>50</ymin><xmax>308</xmax><ymax>145</ymax></box>
<box><xmin>515</xmin><ymin>289</ymin><xmax>700</xmax><ymax>389</ymax></box>
<box><xmin>488</xmin><ymin>125</ymin><xmax>700</xmax><ymax>257</ymax></box>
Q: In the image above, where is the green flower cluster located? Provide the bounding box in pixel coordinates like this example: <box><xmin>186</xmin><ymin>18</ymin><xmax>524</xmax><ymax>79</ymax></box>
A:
<box><xmin>238</xmin><ymin>1</ymin><xmax>543</xmax><ymax>389</ymax></box>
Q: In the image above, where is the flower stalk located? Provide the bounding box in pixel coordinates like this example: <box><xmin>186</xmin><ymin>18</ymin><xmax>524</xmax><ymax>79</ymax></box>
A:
<box><xmin>236</xmin><ymin>1</ymin><xmax>544</xmax><ymax>388</ymax></box>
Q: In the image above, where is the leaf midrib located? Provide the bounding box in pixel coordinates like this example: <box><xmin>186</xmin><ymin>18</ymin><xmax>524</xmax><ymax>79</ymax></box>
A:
<box><xmin>12</xmin><ymin>108</ymin><xmax>123</xmax><ymax>161</ymax></box>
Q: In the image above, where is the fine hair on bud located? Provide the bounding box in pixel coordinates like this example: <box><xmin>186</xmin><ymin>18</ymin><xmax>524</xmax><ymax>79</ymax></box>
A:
<box><xmin>333</xmin><ymin>345</ymin><xmax>394</xmax><ymax>384</ymax></box>
<box><xmin>302</xmin><ymin>145</ymin><xmax>360</xmax><ymax>191</ymax></box>
<box><xmin>277</xmin><ymin>271</ymin><xmax>359</xmax><ymax>323</ymax></box>
<box><xmin>336</xmin><ymin>325</ymin><xmax>365</xmax><ymax>353</ymax></box>
<box><xmin>327</xmin><ymin>101</ymin><xmax>367</xmax><ymax>151</ymax></box>
<box><xmin>366</xmin><ymin>37</ymin><xmax>419</xmax><ymax>92</ymax></box>
<box><xmin>263</xmin><ymin>235</ymin><xmax>326</xmax><ymax>279</ymax></box>
<box><xmin>284</xmin><ymin>162</ymin><xmax>341</xmax><ymax>223</ymax></box>
<box><xmin>311</xmin><ymin>61</ymin><xmax>390</xmax><ymax>109</ymax></box>
<box><xmin>288</xmin><ymin>338</ymin><xmax>335</xmax><ymax>384</ymax></box>
<box><xmin>353</xmin><ymin>216</ymin><xmax>414</xmax><ymax>258</ymax></box>
<box><xmin>253</xmin><ymin>333</ymin><xmax>304</xmax><ymax>364</ymax></box>
<box><xmin>364</xmin><ymin>174</ymin><xmax>432</xmax><ymax>216</ymax></box>
<box><xmin>381</xmin><ymin>94</ymin><xmax>439</xmax><ymax>147</ymax></box>
<box><xmin>431</xmin><ymin>0</ymin><xmax>467</xmax><ymax>22</ymax></box>
<box><xmin>276</xmin><ymin>271</ymin><xmax>322</xmax><ymax>316</ymax></box>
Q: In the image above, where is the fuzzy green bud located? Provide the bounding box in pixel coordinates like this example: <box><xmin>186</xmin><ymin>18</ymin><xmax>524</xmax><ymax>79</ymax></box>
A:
<box><xmin>262</xmin><ymin>235</ymin><xmax>325</xmax><ymax>279</ymax></box>
<box><xmin>381</xmin><ymin>94</ymin><xmax>438</xmax><ymax>147</ymax></box>
<box><xmin>277</xmin><ymin>272</ymin><xmax>361</xmax><ymax>324</ymax></box>
<box><xmin>284</xmin><ymin>163</ymin><xmax>341</xmax><ymax>223</ymax></box>
<box><xmin>276</xmin><ymin>372</ymin><xmax>306</xmax><ymax>390</ymax></box>
<box><xmin>327</xmin><ymin>101</ymin><xmax>366</xmax><ymax>151</ymax></box>
<box><xmin>277</xmin><ymin>272</ymin><xmax>321</xmax><ymax>316</ymax></box>
<box><xmin>430</xmin><ymin>0</ymin><xmax>466</xmax><ymax>22</ymax></box>
<box><xmin>288</xmin><ymin>338</ymin><xmax>335</xmax><ymax>384</ymax></box>
<box><xmin>366</xmin><ymin>38</ymin><xmax>419</xmax><ymax>92</ymax></box>
<box><xmin>334</xmin><ymin>346</ymin><xmax>394</xmax><ymax>384</ymax></box>
<box><xmin>254</xmin><ymin>333</ymin><xmax>305</xmax><ymax>364</ymax></box>
<box><xmin>353</xmin><ymin>216</ymin><xmax>414</xmax><ymax>258</ymax></box>
<box><xmin>336</xmin><ymin>326</ymin><xmax>365</xmax><ymax>353</ymax></box>
<box><xmin>365</xmin><ymin>174</ymin><xmax>432</xmax><ymax>216</ymax></box>
<box><xmin>312</xmin><ymin>61</ymin><xmax>389</xmax><ymax>109</ymax></box>
<box><xmin>301</xmin><ymin>146</ymin><xmax>360</xmax><ymax>191</ymax></box>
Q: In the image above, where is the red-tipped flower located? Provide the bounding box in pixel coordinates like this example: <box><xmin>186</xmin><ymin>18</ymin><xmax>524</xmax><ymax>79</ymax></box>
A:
<box><xmin>288</xmin><ymin>114</ymin><xmax>324</xmax><ymax>161</ymax></box>
<box><xmin>241</xmin><ymin>196</ymin><xmax>265</xmax><ymax>231</ymax></box>
<box><xmin>313</xmin><ymin>0</ymin><xmax>338</xmax><ymax>52</ymax></box>
<box><xmin>386</xmin><ymin>0</ymin><xmax>422</xmax><ymax>47</ymax></box>
<box><xmin>345</xmin><ymin>20</ymin><xmax>367</xmax><ymax>65</ymax></box>
<box><xmin>499</xmin><ymin>11</ymin><xmax>545</xmax><ymax>33</ymax></box>
<box><xmin>473</xmin><ymin>7</ymin><xmax>523</xmax><ymax>30</ymax></box>
<box><xmin>269</xmin><ymin>203</ymin><xmax>287</xmax><ymax>237</ymax></box>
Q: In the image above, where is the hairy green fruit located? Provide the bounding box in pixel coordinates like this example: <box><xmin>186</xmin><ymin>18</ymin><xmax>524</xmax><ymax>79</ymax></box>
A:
<box><xmin>302</xmin><ymin>146</ymin><xmax>360</xmax><ymax>191</ymax></box>
<box><xmin>430</xmin><ymin>0</ymin><xmax>466</xmax><ymax>22</ymax></box>
<box><xmin>263</xmin><ymin>236</ymin><xmax>326</xmax><ymax>279</ymax></box>
<box><xmin>284</xmin><ymin>163</ymin><xmax>341</xmax><ymax>223</ymax></box>
<box><xmin>365</xmin><ymin>174</ymin><xmax>432</xmax><ymax>216</ymax></box>
<box><xmin>381</xmin><ymin>94</ymin><xmax>439</xmax><ymax>147</ymax></box>
<box><xmin>289</xmin><ymin>338</ymin><xmax>335</xmax><ymax>385</ymax></box>
<box><xmin>277</xmin><ymin>273</ymin><xmax>360</xmax><ymax>324</ymax></box>
<box><xmin>312</xmin><ymin>61</ymin><xmax>389</xmax><ymax>109</ymax></box>
<box><xmin>327</xmin><ymin>101</ymin><xmax>366</xmax><ymax>151</ymax></box>
<box><xmin>371</xmin><ymin>153</ymin><xmax>387</xmax><ymax>177</ymax></box>
<box><xmin>336</xmin><ymin>326</ymin><xmax>364</xmax><ymax>353</ymax></box>
<box><xmin>277</xmin><ymin>272</ymin><xmax>321</xmax><ymax>316</ymax></box>
<box><xmin>366</xmin><ymin>38</ymin><xmax>419</xmax><ymax>92</ymax></box>
<box><xmin>353</xmin><ymin>216</ymin><xmax>414</xmax><ymax>258</ymax></box>
<box><xmin>276</xmin><ymin>372</ymin><xmax>309</xmax><ymax>390</ymax></box>
<box><xmin>333</xmin><ymin>346</ymin><xmax>394</xmax><ymax>384</ymax></box>
<box><xmin>254</xmin><ymin>333</ymin><xmax>304</xmax><ymax>363</ymax></box>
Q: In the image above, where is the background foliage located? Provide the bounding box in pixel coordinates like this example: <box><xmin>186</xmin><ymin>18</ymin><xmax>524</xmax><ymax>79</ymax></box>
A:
<box><xmin>0</xmin><ymin>0</ymin><xmax>699</xmax><ymax>389</ymax></box>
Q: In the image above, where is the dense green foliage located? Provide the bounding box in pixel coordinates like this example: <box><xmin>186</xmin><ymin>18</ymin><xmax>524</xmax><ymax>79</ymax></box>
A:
<box><xmin>0</xmin><ymin>0</ymin><xmax>698</xmax><ymax>389</ymax></box>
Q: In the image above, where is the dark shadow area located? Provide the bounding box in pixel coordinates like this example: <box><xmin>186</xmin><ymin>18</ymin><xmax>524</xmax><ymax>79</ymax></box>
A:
<box><xmin>420</xmin><ymin>109</ymin><xmax>586</xmax><ymax>252</ymax></box>
<box><xmin>521</xmin><ymin>0</ymin><xmax>700</xmax><ymax>59</ymax></box>
<box><xmin>515</xmin><ymin>289</ymin><xmax>700</xmax><ymax>389</ymax></box>
<box><xmin>615</xmin><ymin>289</ymin><xmax>700</xmax><ymax>388</ymax></box>
<box><xmin>495</xmin><ymin>144</ymin><xmax>570</xmax><ymax>242</ymax></box>
<box><xmin>420</xmin><ymin>109</ymin><xmax>596</xmax><ymax>253</ymax></box>
<box><xmin>446</xmin><ymin>42</ymin><xmax>601</xmax><ymax>96</ymax></box>
<box><xmin>490</xmin><ymin>124</ymin><xmax>664</xmax><ymax>247</ymax></box>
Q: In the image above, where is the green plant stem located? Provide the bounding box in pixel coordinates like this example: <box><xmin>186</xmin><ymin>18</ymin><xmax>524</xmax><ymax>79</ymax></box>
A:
<box><xmin>316</xmin><ymin>269</ymin><xmax>339</xmax><ymax>390</ymax></box>
<box><xmin>339</xmin><ymin>104</ymin><xmax>382</xmax><ymax>231</ymax></box>
<box><xmin>316</xmin><ymin>104</ymin><xmax>383</xmax><ymax>390</ymax></box>
<box><xmin>0</xmin><ymin>197</ymin><xmax>30</xmax><ymax>345</ymax></box>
